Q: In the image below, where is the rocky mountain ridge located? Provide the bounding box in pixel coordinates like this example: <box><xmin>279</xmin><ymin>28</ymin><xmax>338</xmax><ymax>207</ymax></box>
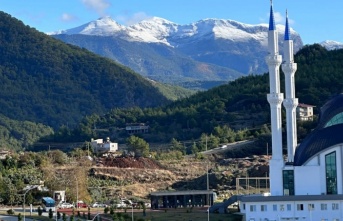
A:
<box><xmin>51</xmin><ymin>16</ymin><xmax>303</xmax><ymax>86</ymax></box>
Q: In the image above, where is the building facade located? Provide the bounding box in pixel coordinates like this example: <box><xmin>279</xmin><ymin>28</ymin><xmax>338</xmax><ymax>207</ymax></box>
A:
<box><xmin>240</xmin><ymin>2</ymin><xmax>343</xmax><ymax>221</ymax></box>
<box><xmin>90</xmin><ymin>137</ymin><xmax>118</xmax><ymax>154</ymax></box>
<box><xmin>297</xmin><ymin>103</ymin><xmax>315</xmax><ymax>121</ymax></box>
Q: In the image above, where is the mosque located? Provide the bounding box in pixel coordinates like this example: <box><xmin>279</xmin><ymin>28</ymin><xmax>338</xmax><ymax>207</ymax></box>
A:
<box><xmin>239</xmin><ymin>1</ymin><xmax>343</xmax><ymax>221</ymax></box>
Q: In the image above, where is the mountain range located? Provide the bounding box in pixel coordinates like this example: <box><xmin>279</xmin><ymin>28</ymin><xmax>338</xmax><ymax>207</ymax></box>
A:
<box><xmin>50</xmin><ymin>16</ymin><xmax>304</xmax><ymax>86</ymax></box>
<box><xmin>320</xmin><ymin>40</ymin><xmax>343</xmax><ymax>50</ymax></box>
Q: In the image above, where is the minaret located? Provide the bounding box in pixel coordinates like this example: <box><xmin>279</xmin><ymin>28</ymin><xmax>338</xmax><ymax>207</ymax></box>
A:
<box><xmin>282</xmin><ymin>10</ymin><xmax>298</xmax><ymax>162</ymax></box>
<box><xmin>266</xmin><ymin>0</ymin><xmax>284</xmax><ymax>196</ymax></box>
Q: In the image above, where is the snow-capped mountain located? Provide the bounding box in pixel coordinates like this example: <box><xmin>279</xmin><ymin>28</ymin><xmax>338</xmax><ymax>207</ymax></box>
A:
<box><xmin>50</xmin><ymin>16</ymin><xmax>303</xmax><ymax>86</ymax></box>
<box><xmin>320</xmin><ymin>40</ymin><xmax>343</xmax><ymax>50</ymax></box>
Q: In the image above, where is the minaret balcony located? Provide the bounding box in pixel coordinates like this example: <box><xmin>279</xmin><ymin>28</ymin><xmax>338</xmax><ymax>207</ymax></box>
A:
<box><xmin>282</xmin><ymin>63</ymin><xmax>297</xmax><ymax>75</ymax></box>
<box><xmin>266</xmin><ymin>54</ymin><xmax>282</xmax><ymax>66</ymax></box>
<box><xmin>267</xmin><ymin>93</ymin><xmax>284</xmax><ymax>106</ymax></box>
<box><xmin>283</xmin><ymin>98</ymin><xmax>299</xmax><ymax>109</ymax></box>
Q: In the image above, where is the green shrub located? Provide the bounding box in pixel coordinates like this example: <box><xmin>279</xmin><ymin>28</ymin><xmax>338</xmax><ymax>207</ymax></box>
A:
<box><xmin>7</xmin><ymin>209</ymin><xmax>15</xmax><ymax>215</ymax></box>
<box><xmin>48</xmin><ymin>209</ymin><xmax>53</xmax><ymax>219</ymax></box>
<box><xmin>62</xmin><ymin>213</ymin><xmax>67</xmax><ymax>221</ymax></box>
<box><xmin>37</xmin><ymin>207</ymin><xmax>42</xmax><ymax>216</ymax></box>
<box><xmin>18</xmin><ymin>213</ymin><xmax>22</xmax><ymax>221</ymax></box>
<box><xmin>104</xmin><ymin>207</ymin><xmax>109</xmax><ymax>214</ymax></box>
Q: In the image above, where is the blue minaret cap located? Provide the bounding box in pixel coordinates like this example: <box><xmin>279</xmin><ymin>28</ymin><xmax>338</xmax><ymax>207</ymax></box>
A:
<box><xmin>269</xmin><ymin>0</ymin><xmax>276</xmax><ymax>30</ymax></box>
<box><xmin>284</xmin><ymin>10</ymin><xmax>291</xmax><ymax>40</ymax></box>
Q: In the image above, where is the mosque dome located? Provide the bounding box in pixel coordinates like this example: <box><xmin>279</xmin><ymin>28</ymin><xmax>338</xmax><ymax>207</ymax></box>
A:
<box><xmin>293</xmin><ymin>94</ymin><xmax>343</xmax><ymax>166</ymax></box>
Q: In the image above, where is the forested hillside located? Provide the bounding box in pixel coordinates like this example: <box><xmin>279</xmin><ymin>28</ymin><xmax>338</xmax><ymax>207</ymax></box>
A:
<box><xmin>49</xmin><ymin>44</ymin><xmax>343</xmax><ymax>152</ymax></box>
<box><xmin>0</xmin><ymin>114</ymin><xmax>53</xmax><ymax>151</ymax></box>
<box><xmin>0</xmin><ymin>11</ymin><xmax>170</xmax><ymax>130</ymax></box>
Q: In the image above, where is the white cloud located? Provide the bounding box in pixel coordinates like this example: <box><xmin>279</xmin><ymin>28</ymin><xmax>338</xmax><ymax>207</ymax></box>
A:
<box><xmin>81</xmin><ymin>0</ymin><xmax>111</xmax><ymax>16</ymax></box>
<box><xmin>116</xmin><ymin>12</ymin><xmax>151</xmax><ymax>26</ymax></box>
<box><xmin>262</xmin><ymin>11</ymin><xmax>295</xmax><ymax>26</ymax></box>
<box><xmin>61</xmin><ymin>13</ymin><xmax>77</xmax><ymax>22</ymax></box>
<box><xmin>274</xmin><ymin>11</ymin><xmax>283</xmax><ymax>24</ymax></box>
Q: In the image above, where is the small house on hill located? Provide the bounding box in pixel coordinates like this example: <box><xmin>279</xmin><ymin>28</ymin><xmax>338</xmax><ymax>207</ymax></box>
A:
<box><xmin>296</xmin><ymin>103</ymin><xmax>315</xmax><ymax>121</ymax></box>
<box><xmin>125</xmin><ymin>123</ymin><xmax>149</xmax><ymax>134</ymax></box>
<box><xmin>90</xmin><ymin>137</ymin><xmax>118</xmax><ymax>154</ymax></box>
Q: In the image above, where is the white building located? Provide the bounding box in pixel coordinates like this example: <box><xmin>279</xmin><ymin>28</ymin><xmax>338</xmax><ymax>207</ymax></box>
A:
<box><xmin>239</xmin><ymin>2</ymin><xmax>343</xmax><ymax>221</ymax></box>
<box><xmin>90</xmin><ymin>137</ymin><xmax>118</xmax><ymax>154</ymax></box>
<box><xmin>297</xmin><ymin>103</ymin><xmax>315</xmax><ymax>121</ymax></box>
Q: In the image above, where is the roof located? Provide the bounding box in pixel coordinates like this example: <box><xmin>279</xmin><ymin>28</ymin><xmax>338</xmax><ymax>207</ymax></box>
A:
<box><xmin>294</xmin><ymin>94</ymin><xmax>343</xmax><ymax>166</ymax></box>
<box><xmin>284</xmin><ymin>10</ymin><xmax>291</xmax><ymax>41</ymax></box>
<box><xmin>150</xmin><ymin>190</ymin><xmax>213</xmax><ymax>196</ymax></box>
<box><xmin>294</xmin><ymin>124</ymin><xmax>343</xmax><ymax>166</ymax></box>
<box><xmin>317</xmin><ymin>93</ymin><xmax>343</xmax><ymax>128</ymax></box>
<box><xmin>42</xmin><ymin>197</ymin><xmax>55</xmax><ymax>203</ymax></box>
<box><xmin>269</xmin><ymin>3</ymin><xmax>276</xmax><ymax>31</ymax></box>
<box><xmin>297</xmin><ymin>103</ymin><xmax>315</xmax><ymax>108</ymax></box>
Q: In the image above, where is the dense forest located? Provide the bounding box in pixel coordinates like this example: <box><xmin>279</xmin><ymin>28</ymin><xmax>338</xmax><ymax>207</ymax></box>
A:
<box><xmin>0</xmin><ymin>11</ymin><xmax>190</xmax><ymax>130</ymax></box>
<box><xmin>42</xmin><ymin>44</ymin><xmax>343</xmax><ymax>154</ymax></box>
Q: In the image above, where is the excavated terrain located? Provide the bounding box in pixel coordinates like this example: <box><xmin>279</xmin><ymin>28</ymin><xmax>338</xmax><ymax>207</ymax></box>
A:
<box><xmin>89</xmin><ymin>155</ymin><xmax>270</xmax><ymax>200</ymax></box>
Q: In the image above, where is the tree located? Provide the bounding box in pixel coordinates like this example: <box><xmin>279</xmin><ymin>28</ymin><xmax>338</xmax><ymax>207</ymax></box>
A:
<box><xmin>191</xmin><ymin>142</ymin><xmax>198</xmax><ymax>154</ymax></box>
<box><xmin>17</xmin><ymin>213</ymin><xmax>22</xmax><ymax>221</ymax></box>
<box><xmin>170</xmin><ymin>138</ymin><xmax>185</xmax><ymax>154</ymax></box>
<box><xmin>63</xmin><ymin>213</ymin><xmax>67</xmax><ymax>221</ymax></box>
<box><xmin>0</xmin><ymin>177</ymin><xmax>18</xmax><ymax>206</ymax></box>
<box><xmin>126</xmin><ymin>135</ymin><xmax>150</xmax><ymax>157</ymax></box>
<box><xmin>37</xmin><ymin>207</ymin><xmax>42</xmax><ymax>216</ymax></box>
<box><xmin>49</xmin><ymin>209</ymin><xmax>53</xmax><ymax>219</ymax></box>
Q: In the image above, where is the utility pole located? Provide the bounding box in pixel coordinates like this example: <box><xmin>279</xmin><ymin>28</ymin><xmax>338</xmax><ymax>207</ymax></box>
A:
<box><xmin>23</xmin><ymin>186</ymin><xmax>36</xmax><ymax>221</ymax></box>
<box><xmin>206</xmin><ymin>135</ymin><xmax>210</xmax><ymax>221</ymax></box>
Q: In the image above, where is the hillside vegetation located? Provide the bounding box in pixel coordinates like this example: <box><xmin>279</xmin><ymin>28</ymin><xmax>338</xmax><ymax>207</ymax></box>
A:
<box><xmin>48</xmin><ymin>44</ymin><xmax>343</xmax><ymax>151</ymax></box>
<box><xmin>0</xmin><ymin>11</ymin><xmax>171</xmax><ymax>131</ymax></box>
<box><xmin>1</xmin><ymin>9</ymin><xmax>343</xmax><ymax>152</ymax></box>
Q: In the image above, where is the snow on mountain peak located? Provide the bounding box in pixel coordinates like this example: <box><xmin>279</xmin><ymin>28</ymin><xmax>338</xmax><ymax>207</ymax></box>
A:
<box><xmin>49</xmin><ymin>16</ymin><xmax>301</xmax><ymax>48</ymax></box>
<box><xmin>48</xmin><ymin>16</ymin><xmax>124</xmax><ymax>36</ymax></box>
<box><xmin>77</xmin><ymin>16</ymin><xmax>124</xmax><ymax>35</ymax></box>
<box><xmin>128</xmin><ymin>16</ymin><xmax>178</xmax><ymax>44</ymax></box>
<box><xmin>320</xmin><ymin>40</ymin><xmax>343</xmax><ymax>50</ymax></box>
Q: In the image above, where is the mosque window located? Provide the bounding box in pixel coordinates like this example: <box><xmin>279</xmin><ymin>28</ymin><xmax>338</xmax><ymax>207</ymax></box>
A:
<box><xmin>325</xmin><ymin>151</ymin><xmax>337</xmax><ymax>194</ymax></box>
<box><xmin>332</xmin><ymin>203</ymin><xmax>339</xmax><ymax>210</ymax></box>
<box><xmin>320</xmin><ymin>203</ymin><xmax>327</xmax><ymax>210</ymax></box>
<box><xmin>286</xmin><ymin>204</ymin><xmax>291</xmax><ymax>211</ymax></box>
<box><xmin>273</xmin><ymin>204</ymin><xmax>277</xmax><ymax>211</ymax></box>
<box><xmin>325</xmin><ymin>112</ymin><xmax>343</xmax><ymax>128</ymax></box>
<box><xmin>283</xmin><ymin>170</ymin><xmax>294</xmax><ymax>195</ymax></box>
<box><xmin>296</xmin><ymin>204</ymin><xmax>304</xmax><ymax>211</ymax></box>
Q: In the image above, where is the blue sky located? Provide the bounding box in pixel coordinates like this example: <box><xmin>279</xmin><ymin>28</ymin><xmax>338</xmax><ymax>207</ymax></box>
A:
<box><xmin>1</xmin><ymin>0</ymin><xmax>342</xmax><ymax>45</ymax></box>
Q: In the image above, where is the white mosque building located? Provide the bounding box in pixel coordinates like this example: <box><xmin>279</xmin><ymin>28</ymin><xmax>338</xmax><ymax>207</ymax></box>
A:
<box><xmin>239</xmin><ymin>1</ymin><xmax>343</xmax><ymax>221</ymax></box>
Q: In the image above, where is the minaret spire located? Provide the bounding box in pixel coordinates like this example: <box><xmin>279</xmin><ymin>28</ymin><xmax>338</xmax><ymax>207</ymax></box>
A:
<box><xmin>282</xmin><ymin>10</ymin><xmax>298</xmax><ymax>162</ymax></box>
<box><xmin>266</xmin><ymin>0</ymin><xmax>284</xmax><ymax>196</ymax></box>
<box><xmin>269</xmin><ymin>0</ymin><xmax>276</xmax><ymax>31</ymax></box>
<box><xmin>284</xmin><ymin>10</ymin><xmax>291</xmax><ymax>41</ymax></box>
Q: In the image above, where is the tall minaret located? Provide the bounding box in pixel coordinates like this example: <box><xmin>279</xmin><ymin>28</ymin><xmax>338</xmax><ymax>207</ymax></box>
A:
<box><xmin>266</xmin><ymin>0</ymin><xmax>284</xmax><ymax>196</ymax></box>
<box><xmin>282</xmin><ymin>10</ymin><xmax>298</xmax><ymax>162</ymax></box>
